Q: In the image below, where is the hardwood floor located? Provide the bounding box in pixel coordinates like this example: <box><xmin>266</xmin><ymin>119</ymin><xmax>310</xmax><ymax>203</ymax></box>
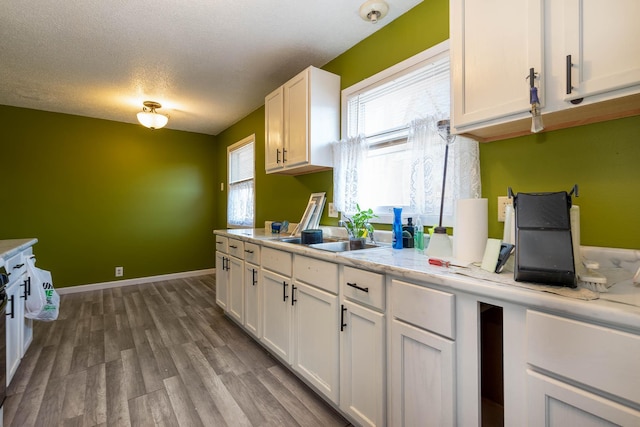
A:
<box><xmin>4</xmin><ymin>274</ymin><xmax>351</xmax><ymax>427</ymax></box>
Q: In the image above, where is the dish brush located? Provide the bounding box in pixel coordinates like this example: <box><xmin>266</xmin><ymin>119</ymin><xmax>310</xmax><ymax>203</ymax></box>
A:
<box><xmin>577</xmin><ymin>258</ymin><xmax>609</xmax><ymax>292</ymax></box>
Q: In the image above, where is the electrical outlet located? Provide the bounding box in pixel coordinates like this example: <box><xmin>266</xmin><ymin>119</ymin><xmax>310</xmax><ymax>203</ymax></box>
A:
<box><xmin>115</xmin><ymin>266</ymin><xmax>123</xmax><ymax>277</ymax></box>
<box><xmin>328</xmin><ymin>202</ymin><xmax>339</xmax><ymax>218</ymax></box>
<box><xmin>497</xmin><ymin>196</ymin><xmax>513</xmax><ymax>222</ymax></box>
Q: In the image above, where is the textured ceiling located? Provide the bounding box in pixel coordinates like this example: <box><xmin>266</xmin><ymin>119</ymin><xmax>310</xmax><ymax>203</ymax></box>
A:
<box><xmin>0</xmin><ymin>0</ymin><xmax>422</xmax><ymax>135</ymax></box>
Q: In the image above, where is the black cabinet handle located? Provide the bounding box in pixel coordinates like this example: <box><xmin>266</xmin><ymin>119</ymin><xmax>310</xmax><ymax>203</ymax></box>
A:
<box><xmin>27</xmin><ymin>277</ymin><xmax>31</xmax><ymax>297</ymax></box>
<box><xmin>14</xmin><ymin>263</ymin><xmax>25</xmax><ymax>269</ymax></box>
<box><xmin>229</xmin><ymin>245</ymin><xmax>238</xmax><ymax>249</ymax></box>
<box><xmin>283</xmin><ymin>281</ymin><xmax>289</xmax><ymax>302</ymax></box>
<box><xmin>245</xmin><ymin>249</ymin><xmax>254</xmax><ymax>254</ymax></box>
<box><xmin>341</xmin><ymin>304</ymin><xmax>347</xmax><ymax>331</ymax></box>
<box><xmin>6</xmin><ymin>295</ymin><xmax>14</xmax><ymax>319</ymax></box>
<box><xmin>276</xmin><ymin>149</ymin><xmax>281</xmax><ymax>164</ymax></box>
<box><xmin>282</xmin><ymin>148</ymin><xmax>287</xmax><ymax>163</ymax></box>
<box><xmin>252</xmin><ymin>269</ymin><xmax>257</xmax><ymax>286</ymax></box>
<box><xmin>346</xmin><ymin>282</ymin><xmax>369</xmax><ymax>293</ymax></box>
<box><xmin>566</xmin><ymin>54</ymin><xmax>572</xmax><ymax>95</ymax></box>
<box><xmin>21</xmin><ymin>277</ymin><xmax>30</xmax><ymax>300</ymax></box>
<box><xmin>216</xmin><ymin>241</ymin><xmax>223</xmax><ymax>245</ymax></box>
<box><xmin>291</xmin><ymin>285</ymin><xmax>297</xmax><ymax>306</ymax></box>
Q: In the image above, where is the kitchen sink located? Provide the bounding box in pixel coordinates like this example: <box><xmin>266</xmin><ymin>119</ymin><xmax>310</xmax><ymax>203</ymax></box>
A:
<box><xmin>307</xmin><ymin>240</ymin><xmax>380</xmax><ymax>252</ymax></box>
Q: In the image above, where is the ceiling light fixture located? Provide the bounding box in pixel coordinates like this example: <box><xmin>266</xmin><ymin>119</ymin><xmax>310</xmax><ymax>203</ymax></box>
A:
<box><xmin>359</xmin><ymin>0</ymin><xmax>389</xmax><ymax>24</ymax></box>
<box><xmin>137</xmin><ymin>101</ymin><xmax>169</xmax><ymax>130</ymax></box>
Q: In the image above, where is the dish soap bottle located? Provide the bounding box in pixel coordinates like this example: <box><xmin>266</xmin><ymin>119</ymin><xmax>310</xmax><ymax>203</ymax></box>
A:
<box><xmin>392</xmin><ymin>208</ymin><xmax>403</xmax><ymax>249</ymax></box>
<box><xmin>414</xmin><ymin>216</ymin><xmax>424</xmax><ymax>250</ymax></box>
<box><xmin>403</xmin><ymin>218</ymin><xmax>415</xmax><ymax>248</ymax></box>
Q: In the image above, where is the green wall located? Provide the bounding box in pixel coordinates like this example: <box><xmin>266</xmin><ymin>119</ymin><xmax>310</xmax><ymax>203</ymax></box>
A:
<box><xmin>215</xmin><ymin>0</ymin><xmax>640</xmax><ymax>250</ymax></box>
<box><xmin>0</xmin><ymin>106</ymin><xmax>217</xmax><ymax>287</ymax></box>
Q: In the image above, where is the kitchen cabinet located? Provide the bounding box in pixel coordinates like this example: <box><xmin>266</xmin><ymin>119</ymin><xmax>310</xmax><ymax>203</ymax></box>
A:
<box><xmin>226</xmin><ymin>239</ymin><xmax>245</xmax><ymax>324</ymax></box>
<box><xmin>3</xmin><ymin>244</ymin><xmax>34</xmax><ymax>385</ymax></box>
<box><xmin>340</xmin><ymin>267</ymin><xmax>385</xmax><ymax>427</ymax></box>
<box><xmin>260</xmin><ymin>247</ymin><xmax>293</xmax><ymax>363</ymax></box>
<box><xmin>215</xmin><ymin>235</ymin><xmax>229</xmax><ymax>310</ymax></box>
<box><xmin>264</xmin><ymin>66</ymin><xmax>340</xmax><ymax>175</ymax></box>
<box><xmin>292</xmin><ymin>256</ymin><xmax>340</xmax><ymax>403</ymax></box>
<box><xmin>243</xmin><ymin>242</ymin><xmax>261</xmax><ymax>339</ymax></box>
<box><xmin>451</xmin><ymin>0</ymin><xmax>640</xmax><ymax>142</ymax></box>
<box><xmin>526</xmin><ymin>310</ymin><xmax>640</xmax><ymax>426</ymax></box>
<box><xmin>389</xmin><ymin>278</ymin><xmax>456</xmax><ymax>426</ymax></box>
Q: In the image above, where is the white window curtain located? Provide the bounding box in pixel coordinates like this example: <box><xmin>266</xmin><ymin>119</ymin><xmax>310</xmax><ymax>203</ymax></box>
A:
<box><xmin>228</xmin><ymin>138</ymin><xmax>255</xmax><ymax>227</ymax></box>
<box><xmin>408</xmin><ymin>117</ymin><xmax>481</xmax><ymax>226</ymax></box>
<box><xmin>332</xmin><ymin>135</ymin><xmax>368</xmax><ymax>213</ymax></box>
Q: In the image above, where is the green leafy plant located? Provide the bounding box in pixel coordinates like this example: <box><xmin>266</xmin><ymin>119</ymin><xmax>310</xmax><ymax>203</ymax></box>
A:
<box><xmin>343</xmin><ymin>205</ymin><xmax>377</xmax><ymax>239</ymax></box>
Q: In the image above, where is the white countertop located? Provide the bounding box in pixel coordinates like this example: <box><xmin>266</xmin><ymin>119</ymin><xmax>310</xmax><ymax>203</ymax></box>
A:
<box><xmin>215</xmin><ymin>228</ymin><xmax>640</xmax><ymax>332</ymax></box>
<box><xmin>0</xmin><ymin>238</ymin><xmax>38</xmax><ymax>268</ymax></box>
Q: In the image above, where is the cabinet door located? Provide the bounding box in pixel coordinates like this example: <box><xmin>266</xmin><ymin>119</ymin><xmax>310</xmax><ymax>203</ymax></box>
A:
<box><xmin>564</xmin><ymin>0</ymin><xmax>640</xmax><ymax>102</ymax></box>
<box><xmin>451</xmin><ymin>0</ymin><xmax>543</xmax><ymax>130</ymax></box>
<box><xmin>340</xmin><ymin>300</ymin><xmax>385</xmax><ymax>427</ymax></box>
<box><xmin>265</xmin><ymin>87</ymin><xmax>284</xmax><ymax>172</ymax></box>
<box><xmin>390</xmin><ymin>318</ymin><xmax>455</xmax><ymax>427</ymax></box>
<box><xmin>260</xmin><ymin>269</ymin><xmax>292</xmax><ymax>363</ymax></box>
<box><xmin>527</xmin><ymin>370</ymin><xmax>640</xmax><ymax>426</ymax></box>
<box><xmin>6</xmin><ymin>282</ymin><xmax>23</xmax><ymax>384</ymax></box>
<box><xmin>292</xmin><ymin>282</ymin><xmax>339</xmax><ymax>404</ymax></box>
<box><xmin>283</xmin><ymin>69</ymin><xmax>309</xmax><ymax>168</ymax></box>
<box><xmin>227</xmin><ymin>256</ymin><xmax>244</xmax><ymax>324</ymax></box>
<box><xmin>215</xmin><ymin>251</ymin><xmax>228</xmax><ymax>310</ymax></box>
<box><xmin>244</xmin><ymin>263</ymin><xmax>261</xmax><ymax>339</ymax></box>
<box><xmin>21</xmin><ymin>277</ymin><xmax>33</xmax><ymax>354</ymax></box>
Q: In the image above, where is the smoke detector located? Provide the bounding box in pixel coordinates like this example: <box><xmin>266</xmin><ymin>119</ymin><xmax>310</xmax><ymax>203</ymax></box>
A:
<box><xmin>359</xmin><ymin>0</ymin><xmax>389</xmax><ymax>24</ymax></box>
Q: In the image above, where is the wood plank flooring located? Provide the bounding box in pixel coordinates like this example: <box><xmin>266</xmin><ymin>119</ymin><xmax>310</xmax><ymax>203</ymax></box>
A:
<box><xmin>4</xmin><ymin>274</ymin><xmax>351</xmax><ymax>427</ymax></box>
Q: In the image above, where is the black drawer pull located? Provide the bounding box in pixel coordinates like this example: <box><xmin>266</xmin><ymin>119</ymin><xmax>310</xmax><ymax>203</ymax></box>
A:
<box><xmin>346</xmin><ymin>282</ymin><xmax>369</xmax><ymax>293</ymax></box>
<box><xmin>6</xmin><ymin>295</ymin><xmax>15</xmax><ymax>319</ymax></box>
<box><xmin>252</xmin><ymin>269</ymin><xmax>257</xmax><ymax>286</ymax></box>
<box><xmin>341</xmin><ymin>304</ymin><xmax>347</xmax><ymax>331</ymax></box>
<box><xmin>283</xmin><ymin>281</ymin><xmax>289</xmax><ymax>302</ymax></box>
<box><xmin>244</xmin><ymin>249</ymin><xmax>254</xmax><ymax>254</ymax></box>
<box><xmin>291</xmin><ymin>285</ymin><xmax>297</xmax><ymax>306</ymax></box>
<box><xmin>229</xmin><ymin>245</ymin><xmax>238</xmax><ymax>249</ymax></box>
<box><xmin>216</xmin><ymin>241</ymin><xmax>223</xmax><ymax>245</ymax></box>
<box><xmin>276</xmin><ymin>149</ymin><xmax>281</xmax><ymax>164</ymax></box>
<box><xmin>14</xmin><ymin>263</ymin><xmax>25</xmax><ymax>269</ymax></box>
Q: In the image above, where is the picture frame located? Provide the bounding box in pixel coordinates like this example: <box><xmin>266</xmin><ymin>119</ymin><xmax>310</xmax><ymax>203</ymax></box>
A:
<box><xmin>292</xmin><ymin>192</ymin><xmax>326</xmax><ymax>235</ymax></box>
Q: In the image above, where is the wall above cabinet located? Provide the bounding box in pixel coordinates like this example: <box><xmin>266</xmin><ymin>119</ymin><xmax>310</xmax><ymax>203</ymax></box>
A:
<box><xmin>265</xmin><ymin>66</ymin><xmax>340</xmax><ymax>175</ymax></box>
<box><xmin>450</xmin><ymin>0</ymin><xmax>640</xmax><ymax>143</ymax></box>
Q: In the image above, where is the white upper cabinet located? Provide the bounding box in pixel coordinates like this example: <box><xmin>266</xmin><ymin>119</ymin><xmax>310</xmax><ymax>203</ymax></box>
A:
<box><xmin>265</xmin><ymin>66</ymin><xmax>340</xmax><ymax>175</ymax></box>
<box><xmin>451</xmin><ymin>0</ymin><xmax>543</xmax><ymax>130</ymax></box>
<box><xmin>451</xmin><ymin>0</ymin><xmax>640</xmax><ymax>142</ymax></box>
<box><xmin>562</xmin><ymin>0</ymin><xmax>640</xmax><ymax>102</ymax></box>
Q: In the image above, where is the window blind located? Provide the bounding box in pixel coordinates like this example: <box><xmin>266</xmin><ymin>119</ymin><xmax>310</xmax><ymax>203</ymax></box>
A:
<box><xmin>229</xmin><ymin>142</ymin><xmax>254</xmax><ymax>184</ymax></box>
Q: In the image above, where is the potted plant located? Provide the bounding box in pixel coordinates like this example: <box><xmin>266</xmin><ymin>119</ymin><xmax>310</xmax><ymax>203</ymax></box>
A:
<box><xmin>342</xmin><ymin>205</ymin><xmax>377</xmax><ymax>249</ymax></box>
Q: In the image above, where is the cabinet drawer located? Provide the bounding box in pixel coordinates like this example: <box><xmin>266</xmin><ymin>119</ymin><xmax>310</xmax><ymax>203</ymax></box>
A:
<box><xmin>527</xmin><ymin>310</ymin><xmax>640</xmax><ymax>405</ymax></box>
<box><xmin>244</xmin><ymin>242</ymin><xmax>260</xmax><ymax>265</ymax></box>
<box><xmin>227</xmin><ymin>238</ymin><xmax>244</xmax><ymax>259</ymax></box>
<box><xmin>5</xmin><ymin>247</ymin><xmax>32</xmax><ymax>283</ymax></box>
<box><xmin>215</xmin><ymin>235</ymin><xmax>228</xmax><ymax>253</ymax></box>
<box><xmin>343</xmin><ymin>266</ymin><xmax>385</xmax><ymax>311</ymax></box>
<box><xmin>391</xmin><ymin>278</ymin><xmax>455</xmax><ymax>339</ymax></box>
<box><xmin>261</xmin><ymin>247</ymin><xmax>292</xmax><ymax>277</ymax></box>
<box><xmin>294</xmin><ymin>255</ymin><xmax>338</xmax><ymax>294</ymax></box>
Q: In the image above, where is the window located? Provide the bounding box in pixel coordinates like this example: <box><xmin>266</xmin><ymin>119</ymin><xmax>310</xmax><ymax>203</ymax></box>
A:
<box><xmin>335</xmin><ymin>40</ymin><xmax>480</xmax><ymax>226</ymax></box>
<box><xmin>227</xmin><ymin>135</ymin><xmax>255</xmax><ymax>227</ymax></box>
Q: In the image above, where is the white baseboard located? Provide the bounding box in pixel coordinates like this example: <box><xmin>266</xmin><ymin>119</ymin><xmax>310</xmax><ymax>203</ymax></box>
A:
<box><xmin>56</xmin><ymin>268</ymin><xmax>216</xmax><ymax>295</ymax></box>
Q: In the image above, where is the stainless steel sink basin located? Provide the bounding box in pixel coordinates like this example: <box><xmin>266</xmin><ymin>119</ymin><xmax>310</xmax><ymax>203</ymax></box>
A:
<box><xmin>277</xmin><ymin>237</ymin><xmax>302</xmax><ymax>244</ymax></box>
<box><xmin>307</xmin><ymin>241</ymin><xmax>380</xmax><ymax>252</ymax></box>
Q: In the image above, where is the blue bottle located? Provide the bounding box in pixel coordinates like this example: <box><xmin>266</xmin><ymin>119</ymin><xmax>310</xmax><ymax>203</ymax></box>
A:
<box><xmin>392</xmin><ymin>208</ymin><xmax>403</xmax><ymax>249</ymax></box>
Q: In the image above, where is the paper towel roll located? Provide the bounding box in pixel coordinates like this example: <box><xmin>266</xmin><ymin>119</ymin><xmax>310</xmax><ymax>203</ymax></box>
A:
<box><xmin>453</xmin><ymin>198</ymin><xmax>488</xmax><ymax>263</ymax></box>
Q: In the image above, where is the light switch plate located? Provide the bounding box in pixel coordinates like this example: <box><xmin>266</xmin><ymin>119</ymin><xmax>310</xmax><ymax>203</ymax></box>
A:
<box><xmin>497</xmin><ymin>196</ymin><xmax>513</xmax><ymax>222</ymax></box>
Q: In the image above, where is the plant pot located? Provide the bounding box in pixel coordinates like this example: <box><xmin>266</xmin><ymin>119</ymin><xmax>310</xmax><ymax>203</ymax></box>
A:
<box><xmin>349</xmin><ymin>238</ymin><xmax>367</xmax><ymax>250</ymax></box>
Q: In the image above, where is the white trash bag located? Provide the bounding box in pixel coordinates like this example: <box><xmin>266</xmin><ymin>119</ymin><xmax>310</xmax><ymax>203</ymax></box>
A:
<box><xmin>25</xmin><ymin>257</ymin><xmax>60</xmax><ymax>321</ymax></box>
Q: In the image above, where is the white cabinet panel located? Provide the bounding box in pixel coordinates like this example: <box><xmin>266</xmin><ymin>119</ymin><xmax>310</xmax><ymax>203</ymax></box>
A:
<box><xmin>265</xmin><ymin>87</ymin><xmax>285</xmax><ymax>172</ymax></box>
<box><xmin>527</xmin><ymin>370</ymin><xmax>640</xmax><ymax>427</ymax></box>
<box><xmin>340</xmin><ymin>300</ymin><xmax>385</xmax><ymax>427</ymax></box>
<box><xmin>6</xmin><ymin>280</ymin><xmax>23</xmax><ymax>384</ymax></box>
<box><xmin>227</xmin><ymin>256</ymin><xmax>244</xmax><ymax>324</ymax></box>
<box><xmin>390</xmin><ymin>318</ymin><xmax>455</xmax><ymax>427</ymax></box>
<box><xmin>215</xmin><ymin>251</ymin><xmax>228</xmax><ymax>310</ymax></box>
<box><xmin>292</xmin><ymin>282</ymin><xmax>339</xmax><ymax>403</ymax></box>
<box><xmin>260</xmin><ymin>269</ymin><xmax>292</xmax><ymax>363</ymax></box>
<box><xmin>244</xmin><ymin>263</ymin><xmax>261</xmax><ymax>339</ymax></box>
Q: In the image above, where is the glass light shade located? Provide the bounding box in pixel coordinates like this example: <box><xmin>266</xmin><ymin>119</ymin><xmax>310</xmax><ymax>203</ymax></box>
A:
<box><xmin>426</xmin><ymin>232</ymin><xmax>453</xmax><ymax>257</ymax></box>
<box><xmin>137</xmin><ymin>111</ymin><xmax>168</xmax><ymax>130</ymax></box>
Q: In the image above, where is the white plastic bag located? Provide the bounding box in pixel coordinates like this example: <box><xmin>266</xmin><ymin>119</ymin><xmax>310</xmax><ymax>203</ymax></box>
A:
<box><xmin>25</xmin><ymin>257</ymin><xmax>59</xmax><ymax>321</ymax></box>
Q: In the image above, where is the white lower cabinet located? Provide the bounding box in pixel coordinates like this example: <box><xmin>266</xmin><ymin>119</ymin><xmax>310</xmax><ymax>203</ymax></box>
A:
<box><xmin>6</xmin><ymin>279</ymin><xmax>24</xmax><ymax>383</ymax></box>
<box><xmin>243</xmin><ymin>262</ymin><xmax>261</xmax><ymax>339</ymax></box>
<box><xmin>226</xmin><ymin>255</ymin><xmax>244</xmax><ymax>324</ymax></box>
<box><xmin>527</xmin><ymin>369</ymin><xmax>640</xmax><ymax>427</ymax></box>
<box><xmin>389</xmin><ymin>278</ymin><xmax>456</xmax><ymax>427</ymax></box>
<box><xmin>340</xmin><ymin>299</ymin><xmax>385</xmax><ymax>426</ymax></box>
<box><xmin>260</xmin><ymin>268</ymin><xmax>292</xmax><ymax>363</ymax></box>
<box><xmin>215</xmin><ymin>251</ymin><xmax>229</xmax><ymax>310</ymax></box>
<box><xmin>292</xmin><ymin>281</ymin><xmax>339</xmax><ymax>403</ymax></box>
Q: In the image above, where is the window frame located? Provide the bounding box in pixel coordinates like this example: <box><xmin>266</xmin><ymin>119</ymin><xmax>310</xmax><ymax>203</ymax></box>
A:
<box><xmin>227</xmin><ymin>134</ymin><xmax>255</xmax><ymax>228</ymax></box>
<box><xmin>340</xmin><ymin>40</ymin><xmax>450</xmax><ymax>224</ymax></box>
